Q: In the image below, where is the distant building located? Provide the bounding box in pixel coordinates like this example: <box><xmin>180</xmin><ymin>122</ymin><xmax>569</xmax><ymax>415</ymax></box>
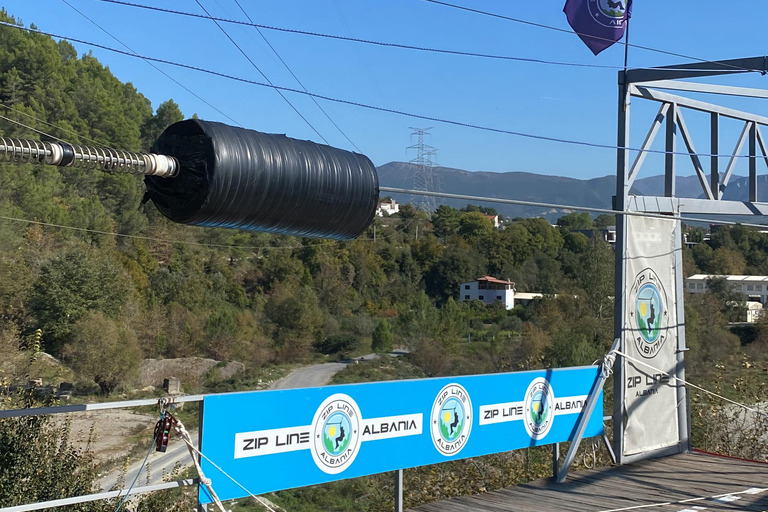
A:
<box><xmin>376</xmin><ymin>199</ymin><xmax>399</xmax><ymax>217</ymax></box>
<box><xmin>514</xmin><ymin>292</ymin><xmax>545</xmax><ymax>307</ymax></box>
<box><xmin>485</xmin><ymin>214</ymin><xmax>500</xmax><ymax>229</ymax></box>
<box><xmin>685</xmin><ymin>274</ymin><xmax>768</xmax><ymax>304</ymax></box>
<box><xmin>747</xmin><ymin>302</ymin><xmax>764</xmax><ymax>323</ymax></box>
<box><xmin>459</xmin><ymin>276</ymin><xmax>515</xmax><ymax>310</ymax></box>
<box><xmin>574</xmin><ymin>226</ymin><xmax>616</xmax><ymax>245</ymax></box>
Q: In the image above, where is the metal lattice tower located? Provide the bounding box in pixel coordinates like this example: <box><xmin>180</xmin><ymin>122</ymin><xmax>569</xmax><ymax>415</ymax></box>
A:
<box><xmin>407</xmin><ymin>127</ymin><xmax>438</xmax><ymax>214</ymax></box>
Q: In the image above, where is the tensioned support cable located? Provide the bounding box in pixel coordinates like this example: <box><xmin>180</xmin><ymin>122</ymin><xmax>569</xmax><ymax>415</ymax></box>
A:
<box><xmin>173</xmin><ymin>418</ymin><xmax>228</xmax><ymax>512</ymax></box>
<box><xmin>380</xmin><ymin>186</ymin><xmax>768</xmax><ymax>229</ymax></box>
<box><xmin>0</xmin><ymin>137</ymin><xmax>178</xmax><ymax>177</ymax></box>
<box><xmin>175</xmin><ymin>421</ymin><xmax>281</xmax><ymax>512</ymax></box>
<box><xmin>612</xmin><ymin>349</ymin><xmax>768</xmax><ymax>418</ymax></box>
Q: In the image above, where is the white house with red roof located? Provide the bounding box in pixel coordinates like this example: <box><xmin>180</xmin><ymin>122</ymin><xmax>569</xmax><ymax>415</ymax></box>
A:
<box><xmin>459</xmin><ymin>275</ymin><xmax>515</xmax><ymax>310</ymax></box>
<box><xmin>376</xmin><ymin>198</ymin><xmax>400</xmax><ymax>217</ymax></box>
<box><xmin>484</xmin><ymin>214</ymin><xmax>500</xmax><ymax>229</ymax></box>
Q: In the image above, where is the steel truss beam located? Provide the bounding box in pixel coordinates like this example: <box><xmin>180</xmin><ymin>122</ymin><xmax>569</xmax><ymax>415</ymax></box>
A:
<box><xmin>624</xmin><ymin>56</ymin><xmax>768</xmax><ymax>83</ymax></box>
<box><xmin>633</xmin><ymin>80</ymin><xmax>768</xmax><ymax>100</ymax></box>
<box><xmin>630</xmin><ymin>86</ymin><xmax>768</xmax><ymax>126</ymax></box>
<box><xmin>628</xmin><ymin>196</ymin><xmax>768</xmax><ymax>216</ymax></box>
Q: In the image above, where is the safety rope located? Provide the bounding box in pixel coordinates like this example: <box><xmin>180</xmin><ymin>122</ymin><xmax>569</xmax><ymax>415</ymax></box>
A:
<box><xmin>112</xmin><ymin>413</ymin><xmax>162</xmax><ymax>512</ymax></box>
<box><xmin>612</xmin><ymin>349</ymin><xmax>768</xmax><ymax>418</ymax></box>
<box><xmin>173</xmin><ymin>419</ymin><xmax>227</xmax><ymax>512</ymax></box>
<box><xmin>174</xmin><ymin>420</ymin><xmax>282</xmax><ymax>512</ymax></box>
<box><xmin>601</xmin><ymin>351</ymin><xmax>616</xmax><ymax>379</ymax></box>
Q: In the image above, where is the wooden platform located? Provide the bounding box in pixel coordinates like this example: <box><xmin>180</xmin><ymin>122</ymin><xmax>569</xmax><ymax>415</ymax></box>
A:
<box><xmin>410</xmin><ymin>452</ymin><xmax>768</xmax><ymax>512</ymax></box>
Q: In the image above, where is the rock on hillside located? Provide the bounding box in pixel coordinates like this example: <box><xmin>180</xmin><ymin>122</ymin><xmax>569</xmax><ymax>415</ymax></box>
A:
<box><xmin>139</xmin><ymin>358</ymin><xmax>245</xmax><ymax>387</ymax></box>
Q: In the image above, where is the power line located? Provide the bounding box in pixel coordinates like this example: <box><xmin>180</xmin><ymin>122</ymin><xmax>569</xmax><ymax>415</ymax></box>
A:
<box><xmin>380</xmin><ymin>186</ymin><xmax>768</xmax><ymax>229</ymax></box>
<box><xmin>92</xmin><ymin>0</ymin><xmax>619</xmax><ymax>70</ymax></box>
<box><xmin>231</xmin><ymin>0</ymin><xmax>362</xmax><ymax>152</ymax></box>
<box><xmin>0</xmin><ymin>113</ymin><xmax>69</xmax><ymax>143</ymax></box>
<box><xmin>419</xmin><ymin>0</ymin><xmax>762</xmax><ymax>73</ymax></box>
<box><xmin>93</xmin><ymin>0</ymin><xmax>757</xmax><ymax>74</ymax></box>
<box><xmin>193</xmin><ymin>0</ymin><xmax>330</xmax><ymax>144</ymax></box>
<box><xmin>0</xmin><ymin>101</ymin><xmax>118</xmax><ymax>149</ymax></box>
<box><xmin>0</xmin><ymin>22</ymin><xmax>764</xmax><ymax>161</ymax></box>
<box><xmin>0</xmin><ymin>212</ymin><xmax>334</xmax><ymax>250</ymax></box>
<box><xmin>60</xmin><ymin>0</ymin><xmax>242</xmax><ymax>128</ymax></box>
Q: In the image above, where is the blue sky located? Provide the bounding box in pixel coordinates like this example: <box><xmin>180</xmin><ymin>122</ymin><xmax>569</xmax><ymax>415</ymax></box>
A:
<box><xmin>3</xmin><ymin>0</ymin><xmax>768</xmax><ymax>180</ymax></box>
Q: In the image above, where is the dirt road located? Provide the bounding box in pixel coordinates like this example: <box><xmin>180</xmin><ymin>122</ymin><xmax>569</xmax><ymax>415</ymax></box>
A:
<box><xmin>269</xmin><ymin>353</ymin><xmax>382</xmax><ymax>389</ymax></box>
<box><xmin>269</xmin><ymin>362</ymin><xmax>347</xmax><ymax>389</ymax></box>
<box><xmin>97</xmin><ymin>354</ymin><xmax>393</xmax><ymax>491</ymax></box>
<box><xmin>98</xmin><ymin>432</ymin><xmax>197</xmax><ymax>491</ymax></box>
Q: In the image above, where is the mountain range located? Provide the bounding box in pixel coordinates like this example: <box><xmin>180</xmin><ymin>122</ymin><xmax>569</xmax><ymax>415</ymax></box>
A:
<box><xmin>376</xmin><ymin>162</ymin><xmax>758</xmax><ymax>220</ymax></box>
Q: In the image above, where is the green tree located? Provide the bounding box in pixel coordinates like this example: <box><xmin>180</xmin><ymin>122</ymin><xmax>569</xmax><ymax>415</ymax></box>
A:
<box><xmin>576</xmin><ymin>238</ymin><xmax>615</xmax><ymax>318</ymax></box>
<box><xmin>0</xmin><ymin>411</ymin><xmax>112</xmax><ymax>511</ymax></box>
<box><xmin>457</xmin><ymin>211</ymin><xmax>493</xmax><ymax>245</ymax></box>
<box><xmin>425</xmin><ymin>246</ymin><xmax>485</xmax><ymax>303</ymax></box>
<box><xmin>431</xmin><ymin>205</ymin><xmax>461</xmax><ymax>239</ymax></box>
<box><xmin>460</xmin><ymin>204</ymin><xmax>498</xmax><ymax>216</ymax></box>
<box><xmin>593</xmin><ymin>214</ymin><xmax>616</xmax><ymax>229</ymax></box>
<box><xmin>314</xmin><ymin>334</ymin><xmax>360</xmax><ymax>357</ymax></box>
<box><xmin>141</xmin><ymin>99</ymin><xmax>184</xmax><ymax>150</ymax></box>
<box><xmin>63</xmin><ymin>311</ymin><xmax>142</xmax><ymax>395</ymax></box>
<box><xmin>29</xmin><ymin>247</ymin><xmax>130</xmax><ymax>354</ymax></box>
<box><xmin>520</xmin><ymin>218</ymin><xmax>563</xmax><ymax>258</ymax></box>
<box><xmin>371</xmin><ymin>319</ymin><xmax>394</xmax><ymax>353</ymax></box>
<box><xmin>556</xmin><ymin>212</ymin><xmax>593</xmax><ymax>230</ymax></box>
<box><xmin>710</xmin><ymin>247</ymin><xmax>746</xmax><ymax>275</ymax></box>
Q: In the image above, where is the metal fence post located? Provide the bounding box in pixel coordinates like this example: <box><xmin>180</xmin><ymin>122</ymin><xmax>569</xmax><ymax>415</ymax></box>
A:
<box><xmin>198</xmin><ymin>400</ymin><xmax>207</xmax><ymax>512</ymax></box>
<box><xmin>394</xmin><ymin>469</ymin><xmax>404</xmax><ymax>512</ymax></box>
<box><xmin>552</xmin><ymin>443</ymin><xmax>560</xmax><ymax>479</ymax></box>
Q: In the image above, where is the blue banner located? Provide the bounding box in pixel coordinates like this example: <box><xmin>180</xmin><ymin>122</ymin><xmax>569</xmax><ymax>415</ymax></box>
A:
<box><xmin>199</xmin><ymin>366</ymin><xmax>602</xmax><ymax>503</ymax></box>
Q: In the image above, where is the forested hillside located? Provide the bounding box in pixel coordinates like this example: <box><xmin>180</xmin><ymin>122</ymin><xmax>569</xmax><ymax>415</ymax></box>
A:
<box><xmin>2</xmin><ymin>10</ymin><xmax>768</xmax><ymax>511</ymax></box>
<box><xmin>0</xmin><ymin>10</ymin><xmax>621</xmax><ymax>392</ymax></box>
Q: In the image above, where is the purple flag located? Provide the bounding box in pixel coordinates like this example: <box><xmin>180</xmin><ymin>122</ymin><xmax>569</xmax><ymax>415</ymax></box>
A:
<box><xmin>563</xmin><ymin>0</ymin><xmax>632</xmax><ymax>55</ymax></box>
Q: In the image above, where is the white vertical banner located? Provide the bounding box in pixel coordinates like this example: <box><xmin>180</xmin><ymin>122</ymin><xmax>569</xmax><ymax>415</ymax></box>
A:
<box><xmin>622</xmin><ymin>215</ymin><xmax>681</xmax><ymax>455</ymax></box>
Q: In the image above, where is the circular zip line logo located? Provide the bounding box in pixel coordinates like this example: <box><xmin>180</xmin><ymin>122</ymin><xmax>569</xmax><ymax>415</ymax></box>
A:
<box><xmin>628</xmin><ymin>268</ymin><xmax>669</xmax><ymax>359</ymax></box>
<box><xmin>589</xmin><ymin>0</ymin><xmax>629</xmax><ymax>28</ymax></box>
<box><xmin>311</xmin><ymin>394</ymin><xmax>361</xmax><ymax>474</ymax></box>
<box><xmin>430</xmin><ymin>383</ymin><xmax>472</xmax><ymax>456</ymax></box>
<box><xmin>523</xmin><ymin>377</ymin><xmax>555</xmax><ymax>440</ymax></box>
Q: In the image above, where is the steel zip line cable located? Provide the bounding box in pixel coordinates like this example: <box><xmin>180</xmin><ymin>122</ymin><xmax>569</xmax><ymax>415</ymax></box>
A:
<box><xmin>230</xmin><ymin>0</ymin><xmax>362</xmax><ymax>152</ymax></box>
<box><xmin>87</xmin><ymin>0</ymin><xmax>760</xmax><ymax>72</ymax></box>
<box><xmin>379</xmin><ymin>186</ymin><xmax>768</xmax><ymax>229</ymax></box>
<box><xmin>419</xmin><ymin>0</ymin><xmax>762</xmax><ymax>73</ymax></box>
<box><xmin>2</xmin><ymin>22</ymin><xmax>764</xmax><ymax>162</ymax></box>
<box><xmin>194</xmin><ymin>0</ymin><xmax>330</xmax><ymax>144</ymax></box>
<box><xmin>60</xmin><ymin>0</ymin><xmax>242</xmax><ymax>128</ymax></box>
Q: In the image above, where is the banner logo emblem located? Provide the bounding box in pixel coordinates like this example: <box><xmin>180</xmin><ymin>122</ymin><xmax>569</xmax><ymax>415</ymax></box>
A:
<box><xmin>311</xmin><ymin>394</ymin><xmax>361</xmax><ymax>474</ymax></box>
<box><xmin>589</xmin><ymin>0</ymin><xmax>628</xmax><ymax>28</ymax></box>
<box><xmin>629</xmin><ymin>268</ymin><xmax>669</xmax><ymax>359</ymax></box>
<box><xmin>524</xmin><ymin>378</ymin><xmax>555</xmax><ymax>440</ymax></box>
<box><xmin>431</xmin><ymin>383</ymin><xmax>472</xmax><ymax>456</ymax></box>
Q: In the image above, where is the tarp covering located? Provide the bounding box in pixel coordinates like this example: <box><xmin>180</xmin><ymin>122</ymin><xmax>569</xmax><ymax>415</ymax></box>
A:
<box><xmin>622</xmin><ymin>215</ymin><xmax>681</xmax><ymax>455</ymax></box>
<box><xmin>145</xmin><ymin>119</ymin><xmax>379</xmax><ymax>240</ymax></box>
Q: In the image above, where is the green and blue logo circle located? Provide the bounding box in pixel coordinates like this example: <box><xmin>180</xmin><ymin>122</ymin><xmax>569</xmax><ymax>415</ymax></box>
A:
<box><xmin>636</xmin><ymin>282</ymin><xmax>663</xmax><ymax>344</ymax></box>
<box><xmin>311</xmin><ymin>394</ymin><xmax>361</xmax><ymax>474</ymax></box>
<box><xmin>431</xmin><ymin>383</ymin><xmax>472</xmax><ymax>456</ymax></box>
<box><xmin>439</xmin><ymin>396</ymin><xmax>465</xmax><ymax>443</ymax></box>
<box><xmin>524</xmin><ymin>378</ymin><xmax>555</xmax><ymax>440</ymax></box>
<box><xmin>628</xmin><ymin>268</ymin><xmax>669</xmax><ymax>359</ymax></box>
<box><xmin>323</xmin><ymin>411</ymin><xmax>352</xmax><ymax>456</ymax></box>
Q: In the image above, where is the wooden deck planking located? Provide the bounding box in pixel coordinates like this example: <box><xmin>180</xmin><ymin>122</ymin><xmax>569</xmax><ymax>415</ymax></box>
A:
<box><xmin>409</xmin><ymin>452</ymin><xmax>768</xmax><ymax>512</ymax></box>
